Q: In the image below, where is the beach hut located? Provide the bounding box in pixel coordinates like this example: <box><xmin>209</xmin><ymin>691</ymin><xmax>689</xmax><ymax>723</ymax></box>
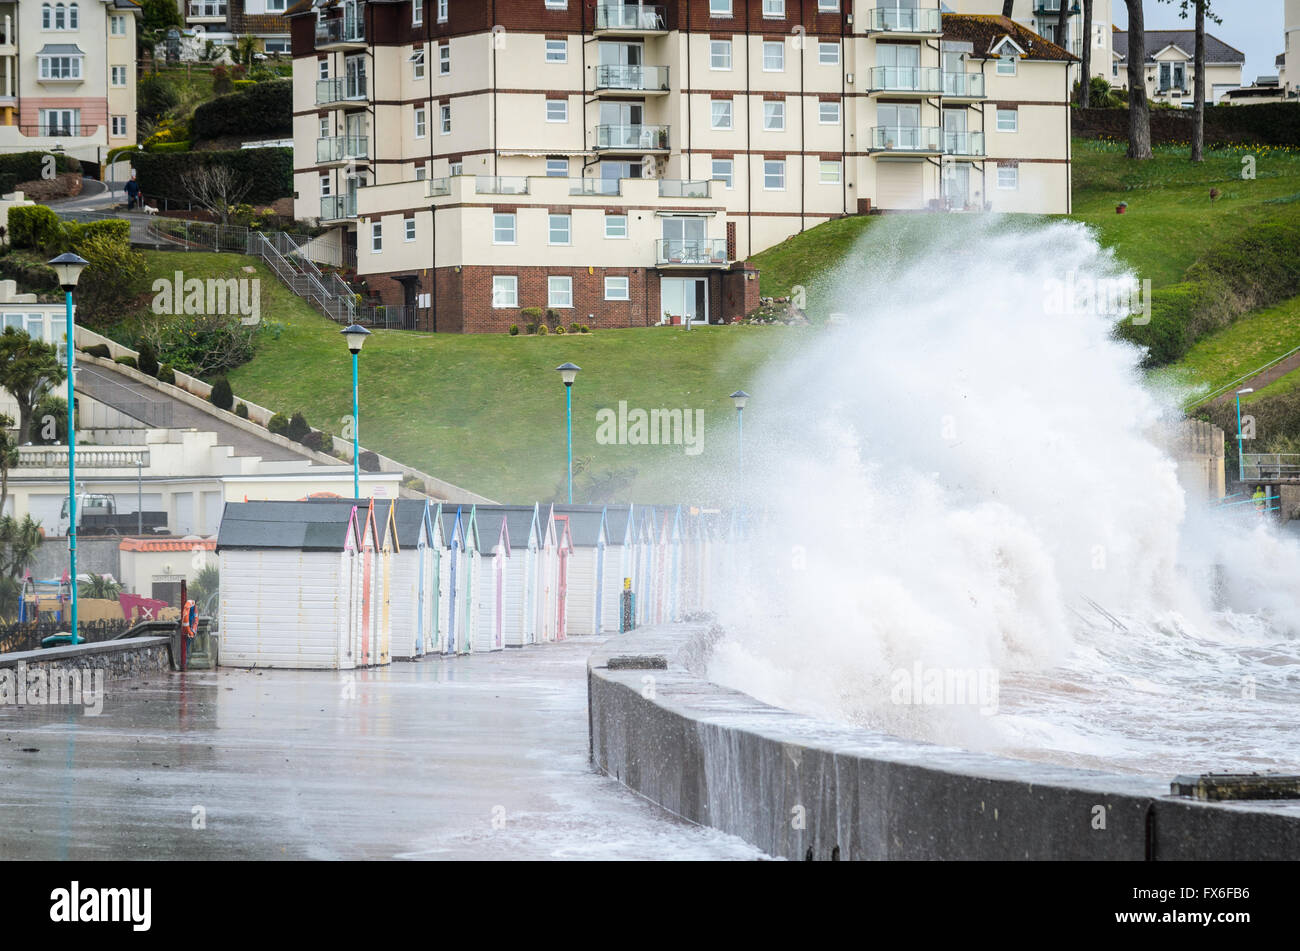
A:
<box><xmin>476</xmin><ymin>504</ymin><xmax>541</xmax><ymax>647</ymax></box>
<box><xmin>371</xmin><ymin>499</ymin><xmax>400</xmax><ymax>665</ymax></box>
<box><xmin>552</xmin><ymin>505</ymin><xmax>609</xmax><ymax>637</ymax></box>
<box><xmin>389</xmin><ymin>499</ymin><xmax>435</xmax><ymax>660</ymax></box>
<box><xmin>422</xmin><ymin>502</ymin><xmax>444</xmax><ymax>655</ymax></box>
<box><xmin>538</xmin><ymin>506</ymin><xmax>575</xmax><ymax>641</ymax></box>
<box><xmin>599</xmin><ymin>505</ymin><xmax>634</xmax><ymax>633</ymax></box>
<box><xmin>636</xmin><ymin>506</ymin><xmax>657</xmax><ymax>627</ymax></box>
<box><xmin>437</xmin><ymin>506</ymin><xmax>460</xmax><ymax>655</ymax></box>
<box><xmin>216</xmin><ymin>500</ymin><xmax>365</xmax><ymax>670</ymax></box>
<box><xmin>474</xmin><ymin>510</ymin><xmax>511</xmax><ymax>652</ymax></box>
<box><xmin>678</xmin><ymin>506</ymin><xmax>700</xmax><ymax>616</ymax></box>
<box><xmin>355</xmin><ymin>499</ymin><xmax>380</xmax><ymax>666</ymax></box>
<box><xmin>440</xmin><ymin>506</ymin><xmax>480</xmax><ymax>655</ymax></box>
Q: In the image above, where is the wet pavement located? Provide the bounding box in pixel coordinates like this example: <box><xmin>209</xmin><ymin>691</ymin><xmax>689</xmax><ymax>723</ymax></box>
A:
<box><xmin>0</xmin><ymin>638</ymin><xmax>765</xmax><ymax>860</ymax></box>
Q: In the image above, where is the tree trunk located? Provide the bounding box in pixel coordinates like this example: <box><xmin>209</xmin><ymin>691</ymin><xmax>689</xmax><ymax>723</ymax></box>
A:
<box><xmin>1125</xmin><ymin>0</ymin><xmax>1152</xmax><ymax>159</ymax></box>
<box><xmin>1056</xmin><ymin>0</ymin><xmax>1070</xmax><ymax>54</ymax></box>
<box><xmin>16</xmin><ymin>402</ymin><xmax>31</xmax><ymax>446</ymax></box>
<box><xmin>1080</xmin><ymin>0</ymin><xmax>1093</xmax><ymax>106</ymax></box>
<box><xmin>1001</xmin><ymin>0</ymin><xmax>1015</xmax><ymax>18</ymax></box>
<box><xmin>1192</xmin><ymin>0</ymin><xmax>1206</xmax><ymax>162</ymax></box>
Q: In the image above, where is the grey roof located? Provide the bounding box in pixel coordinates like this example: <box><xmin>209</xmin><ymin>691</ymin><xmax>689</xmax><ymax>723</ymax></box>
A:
<box><xmin>473</xmin><ymin>505</ymin><xmax>537</xmax><ymax>548</ymax></box>
<box><xmin>392</xmin><ymin>499</ymin><xmax>430</xmax><ymax>548</ymax></box>
<box><xmin>551</xmin><ymin>505</ymin><xmax>607</xmax><ymax>547</ymax></box>
<box><xmin>1114</xmin><ymin>30</ymin><xmax>1245</xmax><ymax>65</ymax></box>
<box><xmin>37</xmin><ymin>44</ymin><xmax>86</xmax><ymax>55</ymax></box>
<box><xmin>217</xmin><ymin>500</ymin><xmax>357</xmax><ymax>552</ymax></box>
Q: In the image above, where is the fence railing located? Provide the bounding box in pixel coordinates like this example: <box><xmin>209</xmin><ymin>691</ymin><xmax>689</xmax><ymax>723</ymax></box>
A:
<box><xmin>17</xmin><ymin>447</ymin><xmax>149</xmax><ymax>469</ymax></box>
<box><xmin>658</xmin><ymin>179</ymin><xmax>710</xmax><ymax>198</ymax></box>
<box><xmin>0</xmin><ymin>618</ymin><xmax>134</xmax><ymax>655</ymax></box>
<box><xmin>1241</xmin><ymin>454</ymin><xmax>1300</xmax><ymax>481</ymax></box>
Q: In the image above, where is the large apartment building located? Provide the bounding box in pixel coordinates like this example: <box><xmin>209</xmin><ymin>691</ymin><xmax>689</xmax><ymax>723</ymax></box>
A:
<box><xmin>949</xmin><ymin>0</ymin><xmax>1113</xmax><ymax>83</ymax></box>
<box><xmin>288</xmin><ymin>1</ymin><xmax>1075</xmax><ymax>333</ymax></box>
<box><xmin>0</xmin><ymin>0</ymin><xmax>140</xmax><ymax>167</ymax></box>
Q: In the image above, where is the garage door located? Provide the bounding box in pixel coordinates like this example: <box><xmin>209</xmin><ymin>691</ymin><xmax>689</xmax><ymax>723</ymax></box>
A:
<box><xmin>876</xmin><ymin>159</ymin><xmax>926</xmax><ymax>210</ymax></box>
<box><xmin>28</xmin><ymin>494</ymin><xmax>65</xmax><ymax>535</ymax></box>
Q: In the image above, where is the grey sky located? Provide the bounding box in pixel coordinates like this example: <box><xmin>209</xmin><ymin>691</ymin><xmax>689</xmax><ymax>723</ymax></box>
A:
<box><xmin>1113</xmin><ymin>1</ymin><xmax>1285</xmax><ymax>86</ymax></box>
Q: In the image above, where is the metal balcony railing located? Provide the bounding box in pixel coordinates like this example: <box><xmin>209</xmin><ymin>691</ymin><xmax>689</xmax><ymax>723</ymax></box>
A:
<box><xmin>658</xmin><ymin>179</ymin><xmax>710</xmax><ymax>198</ymax></box>
<box><xmin>475</xmin><ymin>176</ymin><xmax>529</xmax><ymax>194</ymax></box>
<box><xmin>187</xmin><ymin>0</ymin><xmax>227</xmax><ymax>17</ymax></box>
<box><xmin>595</xmin><ymin>3</ymin><xmax>666</xmax><ymax>31</ymax></box>
<box><xmin>657</xmin><ymin>238</ymin><xmax>727</xmax><ymax>266</ymax></box>
<box><xmin>320</xmin><ymin>194</ymin><xmax>357</xmax><ymax>221</ymax></box>
<box><xmin>1242</xmin><ymin>454</ymin><xmax>1300</xmax><ymax>481</ymax></box>
<box><xmin>869</xmin><ymin>125</ymin><xmax>942</xmax><ymax>151</ymax></box>
<box><xmin>316</xmin><ymin>76</ymin><xmax>367</xmax><ymax>105</ymax></box>
<box><xmin>570</xmin><ymin>177</ymin><xmax>622</xmax><ymax>196</ymax></box>
<box><xmin>20</xmin><ymin>123</ymin><xmax>94</xmax><ymax>136</ymax></box>
<box><xmin>942</xmin><ymin>71</ymin><xmax>985</xmax><ymax>97</ymax></box>
<box><xmin>866</xmin><ymin>6</ymin><xmax>942</xmax><ymax>33</ymax></box>
<box><xmin>594</xmin><ymin>64</ymin><xmax>670</xmax><ymax>92</ymax></box>
<box><xmin>595</xmin><ymin>124</ymin><xmax>670</xmax><ymax>150</ymax></box>
<box><xmin>869</xmin><ymin>65</ymin><xmax>941</xmax><ymax>93</ymax></box>
<box><xmin>316</xmin><ymin>135</ymin><xmax>368</xmax><ymax>164</ymax></box>
<box><xmin>316</xmin><ymin>15</ymin><xmax>365</xmax><ymax>46</ymax></box>
<box><xmin>427</xmin><ymin>177</ymin><xmax>451</xmax><ymax>197</ymax></box>
<box><xmin>943</xmin><ymin>130</ymin><xmax>985</xmax><ymax>156</ymax></box>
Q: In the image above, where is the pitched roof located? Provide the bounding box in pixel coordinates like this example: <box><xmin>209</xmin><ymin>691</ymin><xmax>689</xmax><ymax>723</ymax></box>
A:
<box><xmin>392</xmin><ymin>498</ymin><xmax>430</xmax><ymax>548</ymax></box>
<box><xmin>939</xmin><ymin>13</ymin><xmax>1077</xmax><ymax>62</ymax></box>
<box><xmin>216</xmin><ymin>500</ymin><xmax>359</xmax><ymax>552</ymax></box>
<box><xmin>1114</xmin><ymin>30</ymin><xmax>1245</xmax><ymax>65</ymax></box>
<box><xmin>473</xmin><ymin>505</ymin><xmax>539</xmax><ymax>548</ymax></box>
<box><xmin>120</xmin><ymin>537</ymin><xmax>217</xmax><ymax>552</ymax></box>
<box><xmin>551</xmin><ymin>504</ymin><xmax>607</xmax><ymax>546</ymax></box>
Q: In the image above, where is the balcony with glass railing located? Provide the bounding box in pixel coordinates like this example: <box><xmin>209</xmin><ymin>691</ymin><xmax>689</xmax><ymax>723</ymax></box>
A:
<box><xmin>657</xmin><ymin>238</ymin><xmax>728</xmax><ymax>267</ymax></box>
<box><xmin>595</xmin><ymin>124</ymin><xmax>670</xmax><ymax>151</ymax></box>
<box><xmin>316</xmin><ymin>76</ymin><xmax>367</xmax><ymax>107</ymax></box>
<box><xmin>475</xmin><ymin>176</ymin><xmax>529</xmax><ymax>195</ymax></box>
<box><xmin>868</xmin><ymin>125</ymin><xmax>942</xmax><ymax>153</ymax></box>
<box><xmin>320</xmin><ymin>194</ymin><xmax>357</xmax><ymax>221</ymax></box>
<box><xmin>570</xmin><ymin>177</ymin><xmax>622</xmax><ymax>196</ymax></box>
<box><xmin>865</xmin><ymin>6</ymin><xmax>942</xmax><ymax>35</ymax></box>
<box><xmin>594</xmin><ymin>64</ymin><xmax>670</xmax><ymax>94</ymax></box>
<box><xmin>316</xmin><ymin>13</ymin><xmax>365</xmax><ymax>48</ymax></box>
<box><xmin>316</xmin><ymin>134</ymin><xmax>369</xmax><ymax>165</ymax></box>
<box><xmin>942</xmin><ymin>71</ymin><xmax>985</xmax><ymax>99</ymax></box>
<box><xmin>942</xmin><ymin>130</ymin><xmax>985</xmax><ymax>157</ymax></box>
<box><xmin>657</xmin><ymin>179</ymin><xmax>710</xmax><ymax>199</ymax></box>
<box><xmin>595</xmin><ymin>3</ymin><xmax>667</xmax><ymax>33</ymax></box>
<box><xmin>869</xmin><ymin>65</ymin><xmax>941</xmax><ymax>94</ymax></box>
<box><xmin>187</xmin><ymin>0</ymin><xmax>227</xmax><ymax>20</ymax></box>
<box><xmin>426</xmin><ymin>177</ymin><xmax>451</xmax><ymax>197</ymax></box>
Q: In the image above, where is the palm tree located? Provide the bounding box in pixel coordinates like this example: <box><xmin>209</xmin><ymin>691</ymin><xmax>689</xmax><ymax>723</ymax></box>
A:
<box><xmin>80</xmin><ymin>573</ymin><xmax>124</xmax><ymax>599</ymax></box>
<box><xmin>0</xmin><ymin>328</ymin><xmax>65</xmax><ymax>445</ymax></box>
<box><xmin>1125</xmin><ymin>0</ymin><xmax>1153</xmax><ymax>159</ymax></box>
<box><xmin>1079</xmin><ymin>0</ymin><xmax>1094</xmax><ymax>106</ymax></box>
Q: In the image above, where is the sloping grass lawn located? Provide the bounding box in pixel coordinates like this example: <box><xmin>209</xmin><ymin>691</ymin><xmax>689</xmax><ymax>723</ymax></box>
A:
<box><xmin>751</xmin><ymin>214</ymin><xmax>878</xmax><ymax>300</ymax></box>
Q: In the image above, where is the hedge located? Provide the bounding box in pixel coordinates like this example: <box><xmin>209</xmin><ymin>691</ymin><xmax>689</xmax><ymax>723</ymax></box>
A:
<box><xmin>135</xmin><ymin>147</ymin><xmax>293</xmax><ymax>204</ymax></box>
<box><xmin>1076</xmin><ymin>103</ymin><xmax>1300</xmax><ymax>148</ymax></box>
<box><xmin>7</xmin><ymin>205</ymin><xmax>62</xmax><ymax>250</ymax></box>
<box><xmin>190</xmin><ymin>80</ymin><xmax>291</xmax><ymax>142</ymax></box>
<box><xmin>0</xmin><ymin>150</ymin><xmax>80</xmax><ymax>184</ymax></box>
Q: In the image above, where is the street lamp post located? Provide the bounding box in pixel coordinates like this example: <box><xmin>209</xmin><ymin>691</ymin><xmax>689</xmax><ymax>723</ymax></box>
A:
<box><xmin>49</xmin><ymin>252</ymin><xmax>88</xmax><ymax>644</ymax></box>
<box><xmin>1236</xmin><ymin>387</ymin><xmax>1254</xmax><ymax>483</ymax></box>
<box><xmin>556</xmin><ymin>363</ymin><xmax>580</xmax><ymax>503</ymax></box>
<box><xmin>730</xmin><ymin>390</ymin><xmax>750</xmax><ymax>472</ymax></box>
<box><xmin>341</xmin><ymin>324</ymin><xmax>372</xmax><ymax>499</ymax></box>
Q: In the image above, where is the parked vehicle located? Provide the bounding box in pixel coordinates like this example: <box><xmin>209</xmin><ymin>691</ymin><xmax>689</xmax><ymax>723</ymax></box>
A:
<box><xmin>55</xmin><ymin>494</ymin><xmax>168</xmax><ymax>537</ymax></box>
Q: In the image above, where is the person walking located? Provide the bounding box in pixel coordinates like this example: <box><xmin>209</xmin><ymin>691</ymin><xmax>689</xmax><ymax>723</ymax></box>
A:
<box><xmin>124</xmin><ymin>173</ymin><xmax>140</xmax><ymax>211</ymax></box>
<box><xmin>1253</xmin><ymin>485</ymin><xmax>1267</xmax><ymax>516</ymax></box>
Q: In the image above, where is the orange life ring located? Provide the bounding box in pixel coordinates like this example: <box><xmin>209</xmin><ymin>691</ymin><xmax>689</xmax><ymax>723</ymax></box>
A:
<box><xmin>181</xmin><ymin>600</ymin><xmax>197</xmax><ymax>639</ymax></box>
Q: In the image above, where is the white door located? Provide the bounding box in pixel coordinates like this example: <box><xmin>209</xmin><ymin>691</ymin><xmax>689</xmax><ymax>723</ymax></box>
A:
<box><xmin>660</xmin><ymin>277</ymin><xmax>709</xmax><ymax>326</ymax></box>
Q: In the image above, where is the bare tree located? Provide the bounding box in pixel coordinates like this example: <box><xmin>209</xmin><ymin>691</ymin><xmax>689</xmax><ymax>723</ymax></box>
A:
<box><xmin>1125</xmin><ymin>0</ymin><xmax>1152</xmax><ymax>159</ymax></box>
<box><xmin>179</xmin><ymin>164</ymin><xmax>253</xmax><ymax>226</ymax></box>
<box><xmin>1056</xmin><ymin>0</ymin><xmax>1071</xmax><ymax>53</ymax></box>
<box><xmin>1079</xmin><ymin>0</ymin><xmax>1094</xmax><ymax>106</ymax></box>
<box><xmin>1158</xmin><ymin>1</ymin><xmax>1218</xmax><ymax>162</ymax></box>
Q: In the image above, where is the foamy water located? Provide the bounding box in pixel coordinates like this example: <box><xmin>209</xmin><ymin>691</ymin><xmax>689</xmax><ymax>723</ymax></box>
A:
<box><xmin>708</xmin><ymin>215</ymin><xmax>1300</xmax><ymax>778</ymax></box>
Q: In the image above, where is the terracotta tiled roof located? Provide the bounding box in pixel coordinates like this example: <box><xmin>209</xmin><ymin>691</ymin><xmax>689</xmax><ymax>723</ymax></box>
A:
<box><xmin>940</xmin><ymin>13</ymin><xmax>1078</xmax><ymax>63</ymax></box>
<box><xmin>120</xmin><ymin>537</ymin><xmax>217</xmax><ymax>552</ymax></box>
<box><xmin>234</xmin><ymin>12</ymin><xmax>290</xmax><ymax>33</ymax></box>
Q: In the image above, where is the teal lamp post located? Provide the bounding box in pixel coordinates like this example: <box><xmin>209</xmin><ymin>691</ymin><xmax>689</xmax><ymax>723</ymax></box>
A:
<box><xmin>49</xmin><ymin>252</ymin><xmax>88</xmax><ymax>644</ymax></box>
<box><xmin>730</xmin><ymin>390</ymin><xmax>750</xmax><ymax>471</ymax></box>
<box><xmin>341</xmin><ymin>323</ymin><xmax>372</xmax><ymax>499</ymax></box>
<box><xmin>556</xmin><ymin>363</ymin><xmax>580</xmax><ymax>503</ymax></box>
<box><xmin>1236</xmin><ymin>387</ymin><xmax>1254</xmax><ymax>483</ymax></box>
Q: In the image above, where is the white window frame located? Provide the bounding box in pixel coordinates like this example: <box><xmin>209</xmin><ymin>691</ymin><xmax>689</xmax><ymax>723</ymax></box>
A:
<box><xmin>493</xmin><ymin>213</ymin><xmax>516</xmax><ymax>244</ymax></box>
<box><xmin>996</xmin><ymin>108</ymin><xmax>1018</xmax><ymax>132</ymax></box>
<box><xmin>711</xmin><ymin>158</ymin><xmax>733</xmax><ymax>189</ymax></box>
<box><xmin>546</xmin><ymin>158</ymin><xmax>569</xmax><ymax>177</ymax></box>
<box><xmin>110</xmin><ymin>115</ymin><xmax>127</xmax><ymax>137</ymax></box>
<box><xmin>320</xmin><ymin>174</ymin><xmax>332</xmax><ymax>197</ymax></box>
<box><xmin>412</xmin><ymin>49</ymin><xmax>425</xmax><ymax>80</ymax></box>
<box><xmin>412</xmin><ymin>0</ymin><xmax>422</xmax><ymax>26</ymax></box>
<box><xmin>405</xmin><ymin>218</ymin><xmax>417</xmax><ymax>242</ymax></box>
<box><xmin>710</xmin><ymin>40</ymin><xmax>732</xmax><ymax>70</ymax></box>
<box><xmin>605</xmin><ymin>276</ymin><xmax>630</xmax><ymax>301</ymax></box>
<box><xmin>763</xmin><ymin>159</ymin><xmax>785</xmax><ymax>190</ymax></box>
<box><xmin>818</xmin><ymin>101</ymin><xmax>840</xmax><ymax>124</ymax></box>
<box><xmin>763</xmin><ymin>42</ymin><xmax>784</xmax><ymax>72</ymax></box>
<box><xmin>546</xmin><ymin>99</ymin><xmax>568</xmax><ymax>122</ymax></box>
<box><xmin>440</xmin><ymin>103</ymin><xmax>451</xmax><ymax>134</ymax></box>
<box><xmin>546</xmin><ymin>39</ymin><xmax>568</xmax><ymax>63</ymax></box>
<box><xmin>319</xmin><ymin>60</ymin><xmax>329</xmax><ymax>80</ymax></box>
<box><xmin>763</xmin><ymin>101</ymin><xmax>785</xmax><ymax>131</ymax></box>
<box><xmin>414</xmin><ymin>106</ymin><xmax>426</xmax><ymax>138</ymax></box>
<box><xmin>544</xmin><ymin>0</ymin><xmax>567</xmax><ymax>8</ymax></box>
<box><xmin>38</xmin><ymin>55</ymin><xmax>82</xmax><ymax>80</ymax></box>
<box><xmin>997</xmin><ymin>55</ymin><xmax>1018</xmax><ymax>76</ymax></box>
<box><xmin>492</xmin><ymin>276</ymin><xmax>518</xmax><ymax>308</ymax></box>
<box><xmin>762</xmin><ymin>0</ymin><xmax>785</xmax><ymax>17</ymax></box>
<box><xmin>819</xmin><ymin>160</ymin><xmax>841</xmax><ymax>185</ymax></box>
<box><xmin>711</xmin><ymin>99</ymin><xmax>733</xmax><ymax>130</ymax></box>
<box><xmin>437</xmin><ymin>0</ymin><xmax>448</xmax><ymax>22</ymax></box>
<box><xmin>604</xmin><ymin>214</ymin><xmax>628</xmax><ymax>238</ymax></box>
<box><xmin>110</xmin><ymin>14</ymin><xmax>126</xmax><ymax>34</ymax></box>
<box><xmin>548</xmin><ymin>213</ymin><xmax>572</xmax><ymax>245</ymax></box>
<box><xmin>439</xmin><ymin>45</ymin><xmax>450</xmax><ymax>75</ymax></box>
<box><xmin>548</xmin><ymin>276</ymin><xmax>573</xmax><ymax>309</ymax></box>
<box><xmin>110</xmin><ymin>65</ymin><xmax>127</xmax><ymax>86</ymax></box>
<box><xmin>997</xmin><ymin>165</ymin><xmax>1019</xmax><ymax>190</ymax></box>
<box><xmin>709</xmin><ymin>0</ymin><xmax>732</xmax><ymax>16</ymax></box>
<box><xmin>818</xmin><ymin>42</ymin><xmax>840</xmax><ymax>66</ymax></box>
<box><xmin>370</xmin><ymin>221</ymin><xmax>383</xmax><ymax>253</ymax></box>
<box><xmin>817</xmin><ymin>0</ymin><xmax>839</xmax><ymax>10</ymax></box>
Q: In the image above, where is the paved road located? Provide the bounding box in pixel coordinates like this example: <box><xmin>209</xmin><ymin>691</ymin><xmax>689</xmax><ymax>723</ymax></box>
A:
<box><xmin>0</xmin><ymin>637</ymin><xmax>765</xmax><ymax>860</ymax></box>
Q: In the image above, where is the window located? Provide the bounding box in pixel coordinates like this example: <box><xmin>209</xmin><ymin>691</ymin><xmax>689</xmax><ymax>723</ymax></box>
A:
<box><xmin>996</xmin><ymin>108</ymin><xmax>1018</xmax><ymax>132</ymax></box>
<box><xmin>998</xmin><ymin>165</ymin><xmax>1019</xmax><ymax>190</ymax></box>
<box><xmin>709</xmin><ymin>0</ymin><xmax>732</xmax><ymax>15</ymax></box>
<box><xmin>549</xmin><ymin>214</ymin><xmax>571</xmax><ymax>245</ymax></box>
<box><xmin>414</xmin><ymin>106</ymin><xmax>426</xmax><ymax>138</ymax></box>
<box><xmin>265</xmin><ymin>38</ymin><xmax>290</xmax><ymax>53</ymax></box>
<box><xmin>762</xmin><ymin>0</ymin><xmax>784</xmax><ymax>17</ymax></box>
<box><xmin>404</xmin><ymin>218</ymin><xmax>416</xmax><ymax>242</ymax></box>
<box><xmin>492</xmin><ymin>276</ymin><xmax>518</xmax><ymax>308</ymax></box>
<box><xmin>763</xmin><ymin>159</ymin><xmax>785</xmax><ymax>190</ymax></box>
<box><xmin>320</xmin><ymin>174</ymin><xmax>332</xmax><ymax>197</ymax></box>
<box><xmin>449</xmin><ymin>161</ymin><xmax>463</xmax><ymax>176</ymax></box>
<box><xmin>415</xmin><ymin>164</ymin><xmax>427</xmax><ymax>180</ymax></box>
<box><xmin>111</xmin><ymin>65</ymin><xmax>127</xmax><ymax>86</ymax></box>
<box><xmin>412</xmin><ymin>49</ymin><xmax>425</xmax><ymax>79</ymax></box>
<box><xmin>605</xmin><ymin>214</ymin><xmax>627</xmax><ymax>238</ymax></box>
<box><xmin>996</xmin><ymin>54</ymin><xmax>1017</xmax><ymax>76</ymax></box>
<box><xmin>818</xmin><ymin>42</ymin><xmax>840</xmax><ymax>66</ymax></box>
<box><xmin>439</xmin><ymin>45</ymin><xmax>450</xmax><ymax>74</ymax></box>
<box><xmin>710</xmin><ymin>40</ymin><xmax>732</xmax><ymax>70</ymax></box>
<box><xmin>319</xmin><ymin>60</ymin><xmax>329</xmax><ymax>80</ymax></box>
<box><xmin>38</xmin><ymin>56</ymin><xmax>82</xmax><ymax>80</ymax></box>
<box><xmin>605</xmin><ymin>277</ymin><xmax>630</xmax><ymax>301</ymax></box>
<box><xmin>440</xmin><ymin>103</ymin><xmax>451</xmax><ymax>133</ymax></box>
<box><xmin>370</xmin><ymin>221</ymin><xmax>382</xmax><ymax>253</ymax></box>
<box><xmin>544</xmin><ymin>0</ymin><xmax>567</xmax><ymax>8</ymax></box>
<box><xmin>546</xmin><ymin>158</ymin><xmax>569</xmax><ymax>177</ymax></box>
<box><xmin>437</xmin><ymin>0</ymin><xmax>448</xmax><ymax>21</ymax></box>
<box><xmin>319</xmin><ymin>116</ymin><xmax>329</xmax><ymax>138</ymax></box>
<box><xmin>763</xmin><ymin>101</ymin><xmax>785</xmax><ymax>131</ymax></box>
<box><xmin>817</xmin><ymin>0</ymin><xmax>839</xmax><ymax>10</ymax></box>
<box><xmin>69</xmin><ymin>3</ymin><xmax>78</xmax><ymax>28</ymax></box>
<box><xmin>110</xmin><ymin>14</ymin><xmax>125</xmax><ymax>34</ymax></box>
<box><xmin>819</xmin><ymin>160</ymin><xmax>841</xmax><ymax>184</ymax></box>
<box><xmin>110</xmin><ymin>115</ymin><xmax>127</xmax><ymax>137</ymax></box>
<box><xmin>763</xmin><ymin>42</ymin><xmax>784</xmax><ymax>72</ymax></box>
<box><xmin>412</xmin><ymin>0</ymin><xmax>422</xmax><ymax>25</ymax></box>
<box><xmin>546</xmin><ymin>39</ymin><xmax>567</xmax><ymax>63</ymax></box>
<box><xmin>493</xmin><ymin>213</ymin><xmax>516</xmax><ymax>244</ymax></box>
<box><xmin>268</xmin><ymin>0</ymin><xmax>287</xmax><ymax>10</ymax></box>
<box><xmin>546</xmin><ymin>99</ymin><xmax>568</xmax><ymax>122</ymax></box>
<box><xmin>711</xmin><ymin>99</ymin><xmax>733</xmax><ymax>129</ymax></box>
<box><xmin>711</xmin><ymin>158</ymin><xmax>733</xmax><ymax>188</ymax></box>
<box><xmin>819</xmin><ymin>101</ymin><xmax>840</xmax><ymax>124</ymax></box>
<box><xmin>548</xmin><ymin>276</ymin><xmax>573</xmax><ymax>308</ymax></box>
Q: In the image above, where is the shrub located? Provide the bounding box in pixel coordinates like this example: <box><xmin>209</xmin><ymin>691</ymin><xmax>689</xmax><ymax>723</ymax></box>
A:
<box><xmin>569</xmin><ymin>324</ymin><xmax>580</xmax><ymax>334</ymax></box>
<box><xmin>83</xmin><ymin>343</ymin><xmax>111</xmax><ymax>359</ymax></box>
<box><xmin>32</xmin><ymin>394</ymin><xmax>68</xmax><ymax>445</ymax></box>
<box><xmin>135</xmin><ymin>148</ymin><xmax>293</xmax><ymax>205</ymax></box>
<box><xmin>0</xmin><ymin>150</ymin><xmax>79</xmax><ymax>186</ymax></box>
<box><xmin>234</xmin><ymin>402</ymin><xmax>249</xmax><ymax>419</ymax></box>
<box><xmin>157</xmin><ymin>363</ymin><xmax>176</xmax><ymax>385</ymax></box>
<box><xmin>211</xmin><ymin>65</ymin><xmax>234</xmax><ymax>96</ymax></box>
<box><xmin>191</xmin><ymin>80</ymin><xmax>291</xmax><ymax>142</ymax></box>
<box><xmin>114</xmin><ymin>355</ymin><xmax>137</xmax><ymax>369</ymax></box>
<box><xmin>136</xmin><ymin>311</ymin><xmax>258</xmax><ymax>377</ymax></box>
<box><xmin>299</xmin><ymin>429</ymin><xmax>325</xmax><ymax>451</ymax></box>
<box><xmin>0</xmin><ymin>255</ymin><xmax>57</xmax><ymax>294</ymax></box>
<box><xmin>74</xmin><ymin>232</ymin><xmax>148</xmax><ymax>327</ymax></box>
<box><xmin>509</xmin><ymin>324</ymin><xmax>519</xmax><ymax>335</ymax></box>
<box><xmin>537</xmin><ymin>324</ymin><xmax>549</xmax><ymax>336</ymax></box>
<box><xmin>521</xmin><ymin>306</ymin><xmax>544</xmax><ymax>321</ymax></box>
<box><xmin>285</xmin><ymin>411</ymin><xmax>310</xmax><ymax>442</ymax></box>
<box><xmin>209</xmin><ymin>376</ymin><xmax>234</xmax><ymax>410</ymax></box>
<box><xmin>136</xmin><ymin>342</ymin><xmax>160</xmax><ymax>377</ymax></box>
<box><xmin>138</xmin><ymin>74</ymin><xmax>181</xmax><ymax>125</ymax></box>
<box><xmin>525</xmin><ymin>323</ymin><xmax>536</xmax><ymax>334</ymax></box>
<box><xmin>359</xmin><ymin>450</ymin><xmax>380</xmax><ymax>472</ymax></box>
<box><xmin>555</xmin><ymin>325</ymin><xmax>566</xmax><ymax>335</ymax></box>
<box><xmin>267</xmin><ymin>412</ymin><xmax>289</xmax><ymax>436</ymax></box>
<box><xmin>8</xmin><ymin>205</ymin><xmax>62</xmax><ymax>251</ymax></box>
<box><xmin>581</xmin><ymin>325</ymin><xmax>591</xmax><ymax>334</ymax></box>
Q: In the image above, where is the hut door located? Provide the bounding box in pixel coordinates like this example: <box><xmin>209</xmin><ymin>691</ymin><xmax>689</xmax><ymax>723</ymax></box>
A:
<box><xmin>557</xmin><ymin>546</ymin><xmax>568</xmax><ymax>640</ymax></box>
